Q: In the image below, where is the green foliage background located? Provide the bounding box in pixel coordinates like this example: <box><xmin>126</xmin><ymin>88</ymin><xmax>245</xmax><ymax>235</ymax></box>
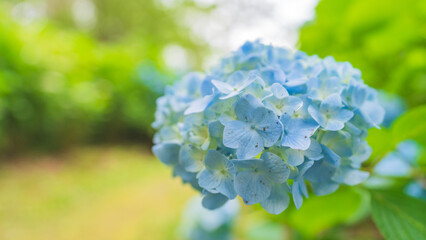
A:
<box><xmin>0</xmin><ymin>0</ymin><xmax>208</xmax><ymax>154</ymax></box>
<box><xmin>299</xmin><ymin>0</ymin><xmax>426</xmax><ymax>107</ymax></box>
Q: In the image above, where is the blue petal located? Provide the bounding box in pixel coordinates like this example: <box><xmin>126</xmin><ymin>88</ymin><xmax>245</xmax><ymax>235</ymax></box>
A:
<box><xmin>311</xmin><ymin>181</ymin><xmax>339</xmax><ymax>196</ymax></box>
<box><xmin>360</xmin><ymin>99</ymin><xmax>385</xmax><ymax>128</ymax></box>
<box><xmin>374</xmin><ymin>152</ymin><xmax>412</xmax><ymax>177</ymax></box>
<box><xmin>184</xmin><ymin>95</ymin><xmax>214</xmax><ymax>115</ymax></box>
<box><xmin>305</xmin><ymin>139</ymin><xmax>323</xmax><ymax>160</ymax></box>
<box><xmin>281</xmin><ymin>117</ymin><xmax>319</xmax><ymax>150</ymax></box>
<box><xmin>260</xmin><ymin>183</ymin><xmax>290</xmax><ymax>214</ymax></box>
<box><xmin>216</xmin><ymin>176</ymin><xmax>237</xmax><ymax>199</ymax></box>
<box><xmin>211</xmin><ymin>80</ymin><xmax>233</xmax><ymax>94</ymax></box>
<box><xmin>335</xmin><ymin>109</ymin><xmax>354</xmax><ymax>122</ymax></box>
<box><xmin>261</xmin><ymin>152</ymin><xmax>290</xmax><ymax>183</ymax></box>
<box><xmin>270</xmin><ymin>83</ymin><xmax>289</xmax><ymax>99</ymax></box>
<box><xmin>252</xmin><ymin>108</ymin><xmax>282</xmax><ymax>147</ymax></box>
<box><xmin>179</xmin><ymin>144</ymin><xmax>204</xmax><ymax>172</ymax></box>
<box><xmin>204</xmin><ymin>149</ymin><xmax>227</xmax><ymax>170</ymax></box>
<box><xmin>320</xmin><ymin>93</ymin><xmax>343</xmax><ymax>112</ymax></box>
<box><xmin>152</xmin><ymin>143</ymin><xmax>180</xmax><ymax>165</ymax></box>
<box><xmin>307</xmin><ymin>105</ymin><xmax>327</xmax><ymax>127</ymax></box>
<box><xmin>208</xmin><ymin>121</ymin><xmax>224</xmax><ymax>138</ymax></box>
<box><xmin>292</xmin><ymin>181</ymin><xmax>304</xmax><ymax>209</ymax></box>
<box><xmin>324</xmin><ymin>119</ymin><xmax>345</xmax><ymax>131</ymax></box>
<box><xmin>331</xmin><ymin>167</ymin><xmax>369</xmax><ymax>185</ymax></box>
<box><xmin>322</xmin><ymin>145</ymin><xmax>341</xmax><ymax>166</ymax></box>
<box><xmin>202</xmin><ymin>192</ymin><xmax>229</xmax><ymax>210</ymax></box>
<box><xmin>234</xmin><ymin>171</ymin><xmax>271</xmax><ymax>205</ymax></box>
<box><xmin>235</xmin><ymin>94</ymin><xmax>262</xmax><ymax>122</ymax></box>
<box><xmin>198</xmin><ymin>169</ymin><xmax>222</xmax><ymax>190</ymax></box>
<box><xmin>201</xmin><ymin>76</ymin><xmax>214</xmax><ymax>96</ymax></box>
<box><xmin>229</xmin><ymin>71</ymin><xmax>254</xmax><ymax>90</ymax></box>
<box><xmin>223</xmin><ymin>120</ymin><xmax>251</xmax><ymax>148</ymax></box>
<box><xmin>235</xmin><ymin>130</ymin><xmax>264</xmax><ymax>159</ymax></box>
<box><xmin>282</xmin><ymin>96</ymin><xmax>303</xmax><ymax>115</ymax></box>
<box><xmin>286</xmin><ymin>149</ymin><xmax>304</xmax><ymax>166</ymax></box>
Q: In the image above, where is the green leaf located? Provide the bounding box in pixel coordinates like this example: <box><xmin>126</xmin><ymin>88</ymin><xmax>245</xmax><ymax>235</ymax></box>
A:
<box><xmin>275</xmin><ymin>187</ymin><xmax>368</xmax><ymax>238</ymax></box>
<box><xmin>391</xmin><ymin>105</ymin><xmax>426</xmax><ymax>145</ymax></box>
<box><xmin>371</xmin><ymin>190</ymin><xmax>426</xmax><ymax>240</ymax></box>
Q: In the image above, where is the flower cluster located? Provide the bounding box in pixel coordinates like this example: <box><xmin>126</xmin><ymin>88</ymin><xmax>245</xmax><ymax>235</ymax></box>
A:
<box><xmin>152</xmin><ymin>41</ymin><xmax>384</xmax><ymax>214</ymax></box>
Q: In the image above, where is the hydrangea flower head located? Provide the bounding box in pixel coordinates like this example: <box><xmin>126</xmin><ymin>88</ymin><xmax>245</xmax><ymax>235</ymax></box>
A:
<box><xmin>152</xmin><ymin>41</ymin><xmax>384</xmax><ymax>214</ymax></box>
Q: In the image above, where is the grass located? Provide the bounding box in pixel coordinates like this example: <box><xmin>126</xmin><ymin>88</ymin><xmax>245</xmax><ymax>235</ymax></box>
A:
<box><xmin>0</xmin><ymin>146</ymin><xmax>196</xmax><ymax>240</ymax></box>
<box><xmin>0</xmin><ymin>145</ymin><xmax>384</xmax><ymax>240</ymax></box>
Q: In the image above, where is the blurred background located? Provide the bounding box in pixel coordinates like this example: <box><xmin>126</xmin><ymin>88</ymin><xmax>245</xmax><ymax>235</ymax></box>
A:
<box><xmin>0</xmin><ymin>0</ymin><xmax>424</xmax><ymax>239</ymax></box>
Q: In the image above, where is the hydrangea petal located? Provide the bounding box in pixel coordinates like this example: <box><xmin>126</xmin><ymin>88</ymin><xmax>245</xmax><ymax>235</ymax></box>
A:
<box><xmin>260</xmin><ymin>183</ymin><xmax>290</xmax><ymax>214</ymax></box>
<box><xmin>184</xmin><ymin>95</ymin><xmax>214</xmax><ymax>115</ymax></box>
<box><xmin>234</xmin><ymin>171</ymin><xmax>271</xmax><ymax>205</ymax></box>
<box><xmin>202</xmin><ymin>192</ymin><xmax>229</xmax><ymax>210</ymax></box>
<box><xmin>152</xmin><ymin>143</ymin><xmax>180</xmax><ymax>165</ymax></box>
<box><xmin>198</xmin><ymin>169</ymin><xmax>222</xmax><ymax>190</ymax></box>
<box><xmin>179</xmin><ymin>144</ymin><xmax>204</xmax><ymax>172</ymax></box>
<box><xmin>331</xmin><ymin>167</ymin><xmax>369</xmax><ymax>185</ymax></box>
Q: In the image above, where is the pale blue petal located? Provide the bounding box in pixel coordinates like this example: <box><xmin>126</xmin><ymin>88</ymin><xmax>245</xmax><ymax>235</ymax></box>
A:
<box><xmin>216</xmin><ymin>176</ymin><xmax>237</xmax><ymax>199</ymax></box>
<box><xmin>270</xmin><ymin>83</ymin><xmax>289</xmax><ymax>99</ymax></box>
<box><xmin>286</xmin><ymin>149</ymin><xmax>304</xmax><ymax>166</ymax></box>
<box><xmin>204</xmin><ymin>149</ymin><xmax>227</xmax><ymax>170</ymax></box>
<box><xmin>184</xmin><ymin>95</ymin><xmax>214</xmax><ymax>115</ymax></box>
<box><xmin>282</xmin><ymin>96</ymin><xmax>303</xmax><ymax>116</ymax></box>
<box><xmin>374</xmin><ymin>152</ymin><xmax>412</xmax><ymax>177</ymax></box>
<box><xmin>152</xmin><ymin>143</ymin><xmax>180</xmax><ymax>165</ymax></box>
<box><xmin>173</xmin><ymin>164</ymin><xmax>197</xmax><ymax>183</ymax></box>
<box><xmin>292</xmin><ymin>181</ymin><xmax>303</xmax><ymax>209</ymax></box>
<box><xmin>320</xmin><ymin>93</ymin><xmax>342</xmax><ymax>111</ymax></box>
<box><xmin>253</xmin><ymin>108</ymin><xmax>282</xmax><ymax>147</ymax></box>
<box><xmin>360</xmin><ymin>100</ymin><xmax>385</xmax><ymax>127</ymax></box>
<box><xmin>308</xmin><ymin>105</ymin><xmax>327</xmax><ymax>127</ymax></box>
<box><xmin>335</xmin><ymin>109</ymin><xmax>354</xmax><ymax>122</ymax></box>
<box><xmin>211</xmin><ymin>80</ymin><xmax>233</xmax><ymax>94</ymax></box>
<box><xmin>235</xmin><ymin>94</ymin><xmax>262</xmax><ymax>122</ymax></box>
<box><xmin>208</xmin><ymin>121</ymin><xmax>224</xmax><ymax>138</ymax></box>
<box><xmin>202</xmin><ymin>192</ymin><xmax>228</xmax><ymax>210</ymax></box>
<box><xmin>282</xmin><ymin>134</ymin><xmax>312</xmax><ymax>151</ymax></box>
<box><xmin>322</xmin><ymin>145</ymin><xmax>341</xmax><ymax>166</ymax></box>
<box><xmin>220</xmin><ymin>90</ymin><xmax>242</xmax><ymax>100</ymax></box>
<box><xmin>281</xmin><ymin>118</ymin><xmax>319</xmax><ymax>150</ymax></box>
<box><xmin>260</xmin><ymin>67</ymin><xmax>286</xmax><ymax>85</ymax></box>
<box><xmin>299</xmin><ymin>179</ymin><xmax>309</xmax><ymax>198</ymax></box>
<box><xmin>261</xmin><ymin>152</ymin><xmax>290</xmax><ymax>183</ymax></box>
<box><xmin>235</xmin><ymin>131</ymin><xmax>264</xmax><ymax>159</ymax></box>
<box><xmin>305</xmin><ymin>139</ymin><xmax>323</xmax><ymax>160</ymax></box>
<box><xmin>179</xmin><ymin>144</ymin><xmax>204</xmax><ymax>172</ymax></box>
<box><xmin>234</xmin><ymin>171</ymin><xmax>271</xmax><ymax>205</ymax></box>
<box><xmin>260</xmin><ymin>184</ymin><xmax>290</xmax><ymax>214</ymax></box>
<box><xmin>223</xmin><ymin>120</ymin><xmax>251</xmax><ymax>148</ymax></box>
<box><xmin>244</xmin><ymin>80</ymin><xmax>272</xmax><ymax>100</ymax></box>
<box><xmin>198</xmin><ymin>169</ymin><xmax>221</xmax><ymax>190</ymax></box>
<box><xmin>331</xmin><ymin>167</ymin><xmax>369</xmax><ymax>185</ymax></box>
<box><xmin>201</xmin><ymin>76</ymin><xmax>214</xmax><ymax>96</ymax></box>
<box><xmin>321</xmin><ymin>132</ymin><xmax>353</xmax><ymax>157</ymax></box>
<box><xmin>297</xmin><ymin>160</ymin><xmax>314</xmax><ymax>178</ymax></box>
<box><xmin>227</xmin><ymin>70</ymin><xmax>246</xmax><ymax>87</ymax></box>
<box><xmin>311</xmin><ymin>181</ymin><xmax>340</xmax><ymax>196</ymax></box>
<box><xmin>325</xmin><ymin>119</ymin><xmax>345</xmax><ymax>131</ymax></box>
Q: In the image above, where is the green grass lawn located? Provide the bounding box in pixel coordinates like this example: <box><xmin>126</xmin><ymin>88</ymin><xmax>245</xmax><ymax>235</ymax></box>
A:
<box><xmin>0</xmin><ymin>146</ymin><xmax>196</xmax><ymax>240</ymax></box>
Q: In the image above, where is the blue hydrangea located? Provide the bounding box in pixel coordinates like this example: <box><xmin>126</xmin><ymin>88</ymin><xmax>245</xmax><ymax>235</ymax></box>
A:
<box><xmin>152</xmin><ymin>41</ymin><xmax>384</xmax><ymax>214</ymax></box>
